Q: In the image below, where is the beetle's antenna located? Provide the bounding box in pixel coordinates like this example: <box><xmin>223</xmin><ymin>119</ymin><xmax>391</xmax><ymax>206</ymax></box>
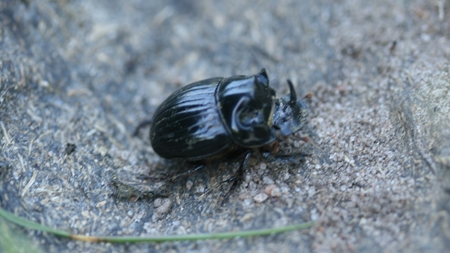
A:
<box><xmin>287</xmin><ymin>79</ymin><xmax>297</xmax><ymax>104</ymax></box>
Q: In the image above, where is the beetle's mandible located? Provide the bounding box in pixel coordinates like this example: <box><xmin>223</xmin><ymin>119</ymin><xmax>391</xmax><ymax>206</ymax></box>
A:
<box><xmin>149</xmin><ymin>68</ymin><xmax>308</xmax><ymax>161</ymax></box>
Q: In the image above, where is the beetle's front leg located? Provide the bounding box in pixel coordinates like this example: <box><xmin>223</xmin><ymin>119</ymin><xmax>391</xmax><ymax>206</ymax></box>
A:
<box><xmin>167</xmin><ymin>164</ymin><xmax>205</xmax><ymax>182</ymax></box>
<box><xmin>221</xmin><ymin>150</ymin><xmax>252</xmax><ymax>205</ymax></box>
<box><xmin>260</xmin><ymin>139</ymin><xmax>310</xmax><ymax>164</ymax></box>
<box><xmin>136</xmin><ymin>164</ymin><xmax>205</xmax><ymax>182</ymax></box>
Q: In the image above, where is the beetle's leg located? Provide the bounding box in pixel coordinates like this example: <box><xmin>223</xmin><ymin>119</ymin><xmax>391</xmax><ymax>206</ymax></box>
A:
<box><xmin>259</xmin><ymin>139</ymin><xmax>281</xmax><ymax>157</ymax></box>
<box><xmin>136</xmin><ymin>174</ymin><xmax>167</xmax><ymax>181</ymax></box>
<box><xmin>261</xmin><ymin>151</ymin><xmax>311</xmax><ymax>166</ymax></box>
<box><xmin>260</xmin><ymin>134</ymin><xmax>311</xmax><ymax>163</ymax></box>
<box><xmin>270</xmin><ymin>139</ymin><xmax>281</xmax><ymax>154</ymax></box>
<box><xmin>136</xmin><ymin>164</ymin><xmax>205</xmax><ymax>182</ymax></box>
<box><xmin>133</xmin><ymin>119</ymin><xmax>152</xmax><ymax>137</ymax></box>
<box><xmin>290</xmin><ymin>135</ymin><xmax>310</xmax><ymax>143</ymax></box>
<box><xmin>167</xmin><ymin>164</ymin><xmax>205</xmax><ymax>182</ymax></box>
<box><xmin>261</xmin><ymin>142</ymin><xmax>310</xmax><ymax>163</ymax></box>
<box><xmin>221</xmin><ymin>150</ymin><xmax>252</xmax><ymax>205</ymax></box>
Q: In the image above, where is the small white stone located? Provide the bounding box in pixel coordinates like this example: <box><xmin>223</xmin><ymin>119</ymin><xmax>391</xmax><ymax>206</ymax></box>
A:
<box><xmin>253</xmin><ymin>193</ymin><xmax>269</xmax><ymax>203</ymax></box>
<box><xmin>259</xmin><ymin>163</ymin><xmax>267</xmax><ymax>170</ymax></box>
<box><xmin>271</xmin><ymin>187</ymin><xmax>282</xmax><ymax>197</ymax></box>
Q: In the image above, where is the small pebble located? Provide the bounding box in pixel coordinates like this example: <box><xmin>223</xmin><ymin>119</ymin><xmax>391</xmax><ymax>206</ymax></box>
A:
<box><xmin>186</xmin><ymin>180</ymin><xmax>193</xmax><ymax>190</ymax></box>
<box><xmin>259</xmin><ymin>163</ymin><xmax>267</xmax><ymax>170</ymax></box>
<box><xmin>263</xmin><ymin>176</ymin><xmax>274</xmax><ymax>185</ymax></box>
<box><xmin>253</xmin><ymin>193</ymin><xmax>269</xmax><ymax>203</ymax></box>
<box><xmin>265</xmin><ymin>184</ymin><xmax>276</xmax><ymax>195</ymax></box>
<box><xmin>196</xmin><ymin>185</ymin><xmax>205</xmax><ymax>193</ymax></box>
<box><xmin>240</xmin><ymin>213</ymin><xmax>254</xmax><ymax>223</ymax></box>
<box><xmin>155</xmin><ymin>199</ymin><xmax>172</xmax><ymax>214</ymax></box>
<box><xmin>271</xmin><ymin>187</ymin><xmax>282</xmax><ymax>197</ymax></box>
<box><xmin>243</xmin><ymin>199</ymin><xmax>252</xmax><ymax>206</ymax></box>
<box><xmin>154</xmin><ymin>198</ymin><xmax>163</xmax><ymax>208</ymax></box>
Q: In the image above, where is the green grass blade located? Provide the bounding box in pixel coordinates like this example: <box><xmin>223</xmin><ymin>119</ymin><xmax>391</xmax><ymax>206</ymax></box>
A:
<box><xmin>0</xmin><ymin>207</ymin><xmax>313</xmax><ymax>243</ymax></box>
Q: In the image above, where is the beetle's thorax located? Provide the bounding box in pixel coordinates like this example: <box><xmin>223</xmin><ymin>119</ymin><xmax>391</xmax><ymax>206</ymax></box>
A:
<box><xmin>215</xmin><ymin>69</ymin><xmax>276</xmax><ymax>148</ymax></box>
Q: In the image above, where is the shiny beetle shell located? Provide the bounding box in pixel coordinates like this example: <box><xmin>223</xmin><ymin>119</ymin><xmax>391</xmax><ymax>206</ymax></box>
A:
<box><xmin>150</xmin><ymin>68</ymin><xmax>307</xmax><ymax>160</ymax></box>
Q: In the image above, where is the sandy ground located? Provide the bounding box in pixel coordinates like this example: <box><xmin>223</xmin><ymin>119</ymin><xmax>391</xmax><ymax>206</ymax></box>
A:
<box><xmin>1</xmin><ymin>0</ymin><xmax>449</xmax><ymax>252</ymax></box>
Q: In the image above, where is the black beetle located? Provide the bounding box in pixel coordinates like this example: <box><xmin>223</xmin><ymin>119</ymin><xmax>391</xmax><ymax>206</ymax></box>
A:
<box><xmin>133</xmin><ymin>68</ymin><xmax>310</xmax><ymax>202</ymax></box>
<box><xmin>149</xmin><ymin>68</ymin><xmax>308</xmax><ymax>161</ymax></box>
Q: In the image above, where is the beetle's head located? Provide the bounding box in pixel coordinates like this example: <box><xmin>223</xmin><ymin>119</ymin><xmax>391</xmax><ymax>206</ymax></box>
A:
<box><xmin>272</xmin><ymin>80</ymin><xmax>308</xmax><ymax>136</ymax></box>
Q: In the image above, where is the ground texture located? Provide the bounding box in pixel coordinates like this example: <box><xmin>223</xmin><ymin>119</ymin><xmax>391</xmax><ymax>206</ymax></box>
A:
<box><xmin>1</xmin><ymin>0</ymin><xmax>450</xmax><ymax>252</ymax></box>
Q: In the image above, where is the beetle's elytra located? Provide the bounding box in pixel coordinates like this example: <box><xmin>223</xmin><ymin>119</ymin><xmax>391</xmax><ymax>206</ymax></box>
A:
<box><xmin>149</xmin><ymin>68</ymin><xmax>308</xmax><ymax>161</ymax></box>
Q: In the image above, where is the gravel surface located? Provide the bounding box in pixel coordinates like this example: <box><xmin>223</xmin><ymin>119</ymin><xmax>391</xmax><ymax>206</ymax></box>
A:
<box><xmin>1</xmin><ymin>0</ymin><xmax>449</xmax><ymax>252</ymax></box>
